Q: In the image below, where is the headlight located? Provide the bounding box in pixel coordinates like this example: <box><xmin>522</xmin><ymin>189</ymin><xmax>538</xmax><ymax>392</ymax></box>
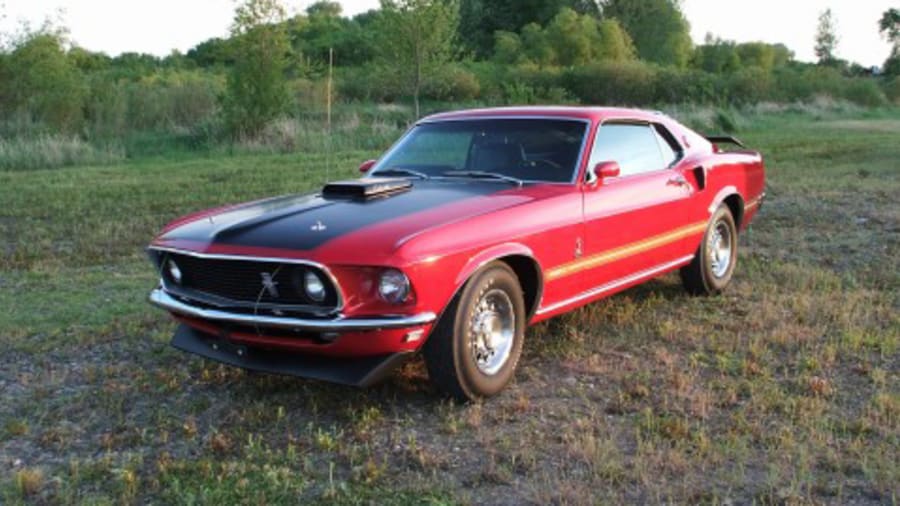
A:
<box><xmin>378</xmin><ymin>269</ymin><xmax>410</xmax><ymax>304</ymax></box>
<box><xmin>304</xmin><ymin>271</ymin><xmax>326</xmax><ymax>302</ymax></box>
<box><xmin>167</xmin><ymin>260</ymin><xmax>183</xmax><ymax>284</ymax></box>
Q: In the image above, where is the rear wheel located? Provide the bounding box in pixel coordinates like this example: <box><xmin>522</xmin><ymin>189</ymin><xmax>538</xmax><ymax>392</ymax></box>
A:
<box><xmin>681</xmin><ymin>205</ymin><xmax>738</xmax><ymax>295</ymax></box>
<box><xmin>423</xmin><ymin>262</ymin><xmax>525</xmax><ymax>401</ymax></box>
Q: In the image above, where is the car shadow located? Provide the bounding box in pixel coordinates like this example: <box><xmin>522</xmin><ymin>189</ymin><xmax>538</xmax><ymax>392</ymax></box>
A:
<box><xmin>199</xmin><ymin>275</ymin><xmax>690</xmax><ymax>409</ymax></box>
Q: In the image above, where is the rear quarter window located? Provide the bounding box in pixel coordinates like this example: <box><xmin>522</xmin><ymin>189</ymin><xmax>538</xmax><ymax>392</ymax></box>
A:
<box><xmin>589</xmin><ymin>123</ymin><xmax>666</xmax><ymax>177</ymax></box>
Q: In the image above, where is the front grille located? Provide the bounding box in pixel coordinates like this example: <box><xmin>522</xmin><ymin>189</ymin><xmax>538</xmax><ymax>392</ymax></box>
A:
<box><xmin>158</xmin><ymin>252</ymin><xmax>340</xmax><ymax>310</ymax></box>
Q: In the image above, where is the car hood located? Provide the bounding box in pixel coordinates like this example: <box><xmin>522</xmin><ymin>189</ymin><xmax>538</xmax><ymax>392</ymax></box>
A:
<box><xmin>154</xmin><ymin>179</ymin><xmax>540</xmax><ymax>257</ymax></box>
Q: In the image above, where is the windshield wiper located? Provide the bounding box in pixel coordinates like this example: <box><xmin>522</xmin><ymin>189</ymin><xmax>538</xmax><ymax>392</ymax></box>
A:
<box><xmin>372</xmin><ymin>168</ymin><xmax>430</xmax><ymax>180</ymax></box>
<box><xmin>442</xmin><ymin>170</ymin><xmax>524</xmax><ymax>187</ymax></box>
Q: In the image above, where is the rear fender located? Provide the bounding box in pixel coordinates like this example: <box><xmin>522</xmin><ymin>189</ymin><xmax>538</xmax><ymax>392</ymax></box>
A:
<box><xmin>708</xmin><ymin>186</ymin><xmax>741</xmax><ymax>215</ymax></box>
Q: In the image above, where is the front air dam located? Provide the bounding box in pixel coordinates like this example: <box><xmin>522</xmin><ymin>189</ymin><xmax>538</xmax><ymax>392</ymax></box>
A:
<box><xmin>171</xmin><ymin>324</ymin><xmax>412</xmax><ymax>387</ymax></box>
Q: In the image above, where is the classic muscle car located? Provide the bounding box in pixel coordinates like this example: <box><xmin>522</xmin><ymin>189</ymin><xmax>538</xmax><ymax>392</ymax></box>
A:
<box><xmin>148</xmin><ymin>106</ymin><xmax>765</xmax><ymax>401</ymax></box>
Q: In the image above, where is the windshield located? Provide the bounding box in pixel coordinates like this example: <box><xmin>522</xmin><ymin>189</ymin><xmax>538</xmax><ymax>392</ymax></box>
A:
<box><xmin>371</xmin><ymin>118</ymin><xmax>589</xmax><ymax>183</ymax></box>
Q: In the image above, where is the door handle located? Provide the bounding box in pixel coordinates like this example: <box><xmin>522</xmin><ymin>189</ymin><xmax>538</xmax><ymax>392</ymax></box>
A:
<box><xmin>667</xmin><ymin>175</ymin><xmax>690</xmax><ymax>187</ymax></box>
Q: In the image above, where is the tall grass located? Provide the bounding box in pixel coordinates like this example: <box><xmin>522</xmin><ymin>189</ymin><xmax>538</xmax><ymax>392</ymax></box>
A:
<box><xmin>230</xmin><ymin>114</ymin><xmax>404</xmax><ymax>154</ymax></box>
<box><xmin>0</xmin><ymin>135</ymin><xmax>124</xmax><ymax>171</ymax></box>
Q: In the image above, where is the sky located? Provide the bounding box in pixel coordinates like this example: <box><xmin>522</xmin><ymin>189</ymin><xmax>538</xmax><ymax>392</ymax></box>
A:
<box><xmin>0</xmin><ymin>0</ymin><xmax>895</xmax><ymax>67</ymax></box>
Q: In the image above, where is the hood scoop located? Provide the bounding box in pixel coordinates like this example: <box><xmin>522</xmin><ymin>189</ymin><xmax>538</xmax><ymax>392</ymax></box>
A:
<box><xmin>322</xmin><ymin>178</ymin><xmax>413</xmax><ymax>200</ymax></box>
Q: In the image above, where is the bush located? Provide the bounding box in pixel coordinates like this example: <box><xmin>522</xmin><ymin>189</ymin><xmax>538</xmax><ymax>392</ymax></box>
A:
<box><xmin>564</xmin><ymin>61</ymin><xmax>657</xmax><ymax>105</ymax></box>
<box><xmin>654</xmin><ymin>66</ymin><xmax>723</xmax><ymax>104</ymax></box>
<box><xmin>884</xmin><ymin>77</ymin><xmax>900</xmax><ymax>104</ymax></box>
<box><xmin>337</xmin><ymin>65</ymin><xmax>403</xmax><ymax>102</ymax></box>
<box><xmin>772</xmin><ymin>66</ymin><xmax>844</xmax><ymax>102</ymax></box>
<box><xmin>726</xmin><ymin>67</ymin><xmax>774</xmax><ymax>104</ymax></box>
<box><xmin>423</xmin><ymin>65</ymin><xmax>481</xmax><ymax>102</ymax></box>
<box><xmin>840</xmin><ymin>79</ymin><xmax>887</xmax><ymax>107</ymax></box>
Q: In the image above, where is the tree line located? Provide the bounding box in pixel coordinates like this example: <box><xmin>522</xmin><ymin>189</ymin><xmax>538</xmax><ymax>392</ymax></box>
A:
<box><xmin>0</xmin><ymin>0</ymin><xmax>898</xmax><ymax>144</ymax></box>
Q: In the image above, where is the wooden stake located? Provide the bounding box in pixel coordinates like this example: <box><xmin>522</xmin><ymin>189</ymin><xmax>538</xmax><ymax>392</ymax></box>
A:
<box><xmin>327</xmin><ymin>47</ymin><xmax>333</xmax><ymax>133</ymax></box>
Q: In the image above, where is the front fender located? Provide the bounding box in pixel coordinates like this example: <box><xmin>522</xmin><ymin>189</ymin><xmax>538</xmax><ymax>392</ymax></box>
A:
<box><xmin>453</xmin><ymin>242</ymin><xmax>540</xmax><ymax>286</ymax></box>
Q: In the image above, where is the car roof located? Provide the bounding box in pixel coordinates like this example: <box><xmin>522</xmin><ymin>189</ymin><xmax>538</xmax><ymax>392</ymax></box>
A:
<box><xmin>420</xmin><ymin>106</ymin><xmax>669</xmax><ymax>124</ymax></box>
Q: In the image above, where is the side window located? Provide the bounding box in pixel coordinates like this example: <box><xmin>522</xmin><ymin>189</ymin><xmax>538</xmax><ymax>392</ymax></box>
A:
<box><xmin>652</xmin><ymin>124</ymin><xmax>682</xmax><ymax>168</ymax></box>
<box><xmin>588</xmin><ymin>123</ymin><xmax>665</xmax><ymax>177</ymax></box>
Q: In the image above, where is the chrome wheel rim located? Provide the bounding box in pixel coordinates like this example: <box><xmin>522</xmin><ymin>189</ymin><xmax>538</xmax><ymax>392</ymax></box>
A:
<box><xmin>708</xmin><ymin>220</ymin><xmax>733</xmax><ymax>278</ymax></box>
<box><xmin>469</xmin><ymin>288</ymin><xmax>515</xmax><ymax>376</ymax></box>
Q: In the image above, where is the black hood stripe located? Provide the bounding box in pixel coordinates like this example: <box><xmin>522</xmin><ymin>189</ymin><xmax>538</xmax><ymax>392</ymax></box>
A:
<box><xmin>162</xmin><ymin>180</ymin><xmax>509</xmax><ymax>251</ymax></box>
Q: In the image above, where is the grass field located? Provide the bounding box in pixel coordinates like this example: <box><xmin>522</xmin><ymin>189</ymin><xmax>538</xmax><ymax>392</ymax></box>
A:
<box><xmin>0</xmin><ymin>108</ymin><xmax>898</xmax><ymax>504</ymax></box>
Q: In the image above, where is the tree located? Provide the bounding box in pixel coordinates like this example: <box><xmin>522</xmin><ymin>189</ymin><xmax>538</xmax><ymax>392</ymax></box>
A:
<box><xmin>493</xmin><ymin>31</ymin><xmax>524</xmax><ymax>64</ymax></box>
<box><xmin>595</xmin><ymin>18</ymin><xmax>636</xmax><ymax>62</ymax></box>
<box><xmin>880</xmin><ymin>8</ymin><xmax>900</xmax><ymax>76</ymax></box>
<box><xmin>601</xmin><ymin>0</ymin><xmax>692</xmax><ymax>67</ymax></box>
<box><xmin>186</xmin><ymin>37</ymin><xmax>235</xmax><ymax>68</ymax></box>
<box><xmin>879</xmin><ymin>8</ymin><xmax>900</xmax><ymax>44</ymax></box>
<box><xmin>815</xmin><ymin>8</ymin><xmax>839</xmax><ymax>64</ymax></box>
<box><xmin>736</xmin><ymin>42</ymin><xmax>776</xmax><ymax>73</ymax></box>
<box><xmin>459</xmin><ymin>0</ymin><xmax>598</xmax><ymax>57</ymax></box>
<box><xmin>374</xmin><ymin>0</ymin><xmax>460</xmax><ymax>118</ymax></box>
<box><xmin>306</xmin><ymin>0</ymin><xmax>342</xmax><ymax>18</ymax></box>
<box><xmin>546</xmin><ymin>8</ymin><xmax>597</xmax><ymax>66</ymax></box>
<box><xmin>223</xmin><ymin>0</ymin><xmax>291</xmax><ymax>137</ymax></box>
<box><xmin>6</xmin><ymin>31</ymin><xmax>85</xmax><ymax>131</ymax></box>
<box><xmin>692</xmin><ymin>35</ymin><xmax>741</xmax><ymax>74</ymax></box>
<box><xmin>287</xmin><ymin>2</ymin><xmax>373</xmax><ymax>69</ymax></box>
<box><xmin>493</xmin><ymin>10</ymin><xmax>633</xmax><ymax>67</ymax></box>
<box><xmin>520</xmin><ymin>22</ymin><xmax>555</xmax><ymax>66</ymax></box>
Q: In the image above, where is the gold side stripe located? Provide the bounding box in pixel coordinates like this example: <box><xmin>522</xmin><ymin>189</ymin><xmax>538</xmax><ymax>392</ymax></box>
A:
<box><xmin>546</xmin><ymin>221</ymin><xmax>708</xmax><ymax>281</ymax></box>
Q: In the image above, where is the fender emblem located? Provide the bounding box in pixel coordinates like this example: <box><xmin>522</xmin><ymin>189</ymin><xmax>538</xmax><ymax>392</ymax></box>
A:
<box><xmin>311</xmin><ymin>220</ymin><xmax>327</xmax><ymax>232</ymax></box>
<box><xmin>260</xmin><ymin>272</ymin><xmax>280</xmax><ymax>298</ymax></box>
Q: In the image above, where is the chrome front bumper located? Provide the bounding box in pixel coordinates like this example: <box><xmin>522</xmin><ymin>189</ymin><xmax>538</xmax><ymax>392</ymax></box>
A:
<box><xmin>149</xmin><ymin>288</ymin><xmax>437</xmax><ymax>332</ymax></box>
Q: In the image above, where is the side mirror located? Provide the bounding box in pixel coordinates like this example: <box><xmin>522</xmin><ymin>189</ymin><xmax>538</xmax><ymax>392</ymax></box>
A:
<box><xmin>359</xmin><ymin>159</ymin><xmax>377</xmax><ymax>174</ymax></box>
<box><xmin>587</xmin><ymin>161</ymin><xmax>621</xmax><ymax>186</ymax></box>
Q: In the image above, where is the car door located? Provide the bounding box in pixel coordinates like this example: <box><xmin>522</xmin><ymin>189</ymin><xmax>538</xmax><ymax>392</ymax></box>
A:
<box><xmin>576</xmin><ymin>121</ymin><xmax>695</xmax><ymax>292</ymax></box>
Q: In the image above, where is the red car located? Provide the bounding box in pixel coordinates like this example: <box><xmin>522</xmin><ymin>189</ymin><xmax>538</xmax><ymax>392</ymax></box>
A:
<box><xmin>148</xmin><ymin>107</ymin><xmax>765</xmax><ymax>401</ymax></box>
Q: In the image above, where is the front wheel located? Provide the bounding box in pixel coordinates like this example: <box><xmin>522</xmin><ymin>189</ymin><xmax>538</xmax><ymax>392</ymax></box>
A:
<box><xmin>423</xmin><ymin>262</ymin><xmax>525</xmax><ymax>402</ymax></box>
<box><xmin>681</xmin><ymin>205</ymin><xmax>738</xmax><ymax>295</ymax></box>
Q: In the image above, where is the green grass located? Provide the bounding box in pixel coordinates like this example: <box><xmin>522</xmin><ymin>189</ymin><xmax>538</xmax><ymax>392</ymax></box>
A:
<box><xmin>0</xmin><ymin>108</ymin><xmax>898</xmax><ymax>504</ymax></box>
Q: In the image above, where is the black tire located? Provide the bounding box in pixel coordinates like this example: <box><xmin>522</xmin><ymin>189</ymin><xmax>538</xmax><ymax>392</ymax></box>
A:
<box><xmin>681</xmin><ymin>205</ymin><xmax>738</xmax><ymax>296</ymax></box>
<box><xmin>423</xmin><ymin>262</ymin><xmax>526</xmax><ymax>402</ymax></box>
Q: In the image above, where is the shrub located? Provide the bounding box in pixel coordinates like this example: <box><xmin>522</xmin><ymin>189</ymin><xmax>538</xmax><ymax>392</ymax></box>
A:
<box><xmin>840</xmin><ymin>79</ymin><xmax>887</xmax><ymax>107</ymax></box>
<box><xmin>884</xmin><ymin>77</ymin><xmax>900</xmax><ymax>104</ymax></box>
<box><xmin>563</xmin><ymin>61</ymin><xmax>657</xmax><ymax>105</ymax></box>
<box><xmin>423</xmin><ymin>65</ymin><xmax>481</xmax><ymax>101</ymax></box>
<box><xmin>726</xmin><ymin>67</ymin><xmax>774</xmax><ymax>105</ymax></box>
<box><xmin>654</xmin><ymin>66</ymin><xmax>723</xmax><ymax>104</ymax></box>
<box><xmin>337</xmin><ymin>64</ymin><xmax>403</xmax><ymax>102</ymax></box>
<box><xmin>772</xmin><ymin>66</ymin><xmax>845</xmax><ymax>103</ymax></box>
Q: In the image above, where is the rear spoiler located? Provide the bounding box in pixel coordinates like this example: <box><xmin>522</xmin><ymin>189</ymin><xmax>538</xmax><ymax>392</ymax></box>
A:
<box><xmin>705</xmin><ymin>135</ymin><xmax>747</xmax><ymax>148</ymax></box>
